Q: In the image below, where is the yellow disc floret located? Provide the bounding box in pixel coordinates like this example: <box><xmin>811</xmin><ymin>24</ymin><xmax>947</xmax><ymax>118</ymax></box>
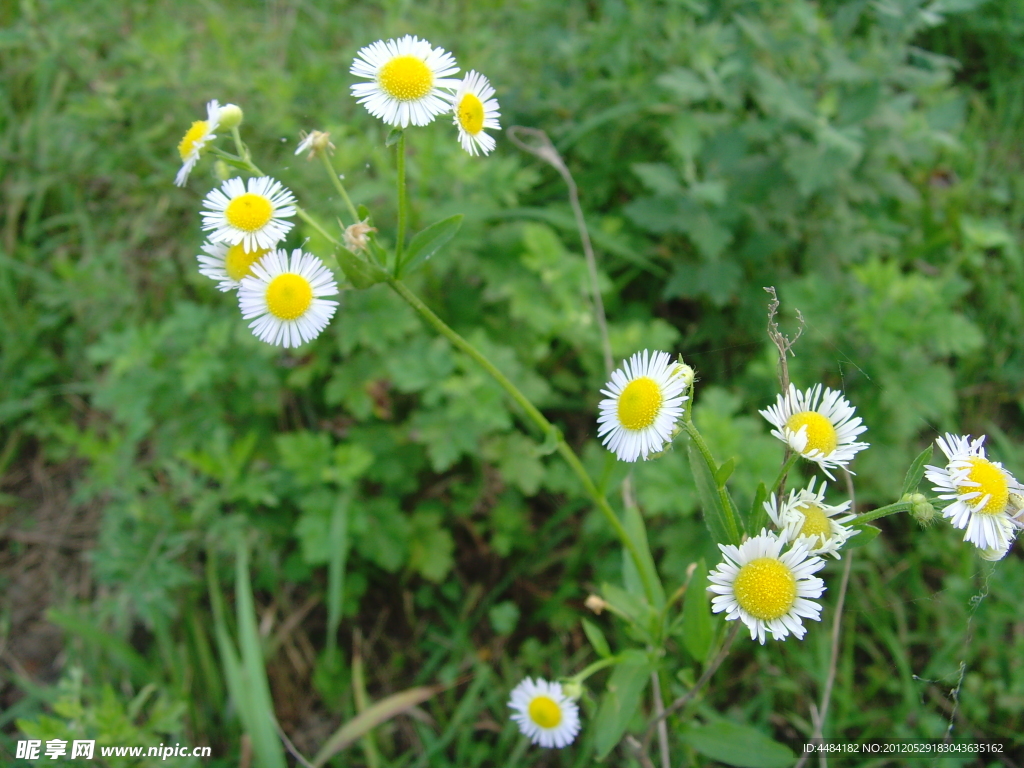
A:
<box><xmin>795</xmin><ymin>503</ymin><xmax>832</xmax><ymax>546</ymax></box>
<box><xmin>378</xmin><ymin>56</ymin><xmax>434</xmax><ymax>101</ymax></box>
<box><xmin>225</xmin><ymin>244</ymin><xmax>270</xmax><ymax>283</ymax></box>
<box><xmin>527</xmin><ymin>696</ymin><xmax>562</xmax><ymax>729</ymax></box>
<box><xmin>786</xmin><ymin>411</ymin><xmax>838</xmax><ymax>456</ymax></box>
<box><xmin>265</xmin><ymin>273</ymin><xmax>313</xmax><ymax>320</ymax></box>
<box><xmin>225</xmin><ymin>193</ymin><xmax>273</xmax><ymax>233</ymax></box>
<box><xmin>617</xmin><ymin>377</ymin><xmax>663</xmax><ymax>431</ymax></box>
<box><xmin>178</xmin><ymin>120</ymin><xmax>209</xmax><ymax>160</ymax></box>
<box><xmin>733</xmin><ymin>557</ymin><xmax>797</xmax><ymax>621</ymax></box>
<box><xmin>457</xmin><ymin>93</ymin><xmax>485</xmax><ymax>135</ymax></box>
<box><xmin>957</xmin><ymin>457</ymin><xmax>1009</xmax><ymax>515</ymax></box>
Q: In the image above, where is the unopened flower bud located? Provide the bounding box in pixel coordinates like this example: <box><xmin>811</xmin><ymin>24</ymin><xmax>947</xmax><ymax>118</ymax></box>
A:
<box><xmin>903</xmin><ymin>492</ymin><xmax>935</xmax><ymax>526</ymax></box>
<box><xmin>561</xmin><ymin>681</ymin><xmax>583</xmax><ymax>701</ymax></box>
<box><xmin>218</xmin><ymin>103</ymin><xmax>244</xmax><ymax>130</ymax></box>
<box><xmin>672</xmin><ymin>361</ymin><xmax>695</xmax><ymax>389</ymax></box>
<box><xmin>344</xmin><ymin>219</ymin><xmax>377</xmax><ymax>253</ymax></box>
<box><xmin>584</xmin><ymin>594</ymin><xmax>607</xmax><ymax>615</ymax></box>
<box><xmin>295</xmin><ymin>129</ymin><xmax>335</xmax><ymax>160</ymax></box>
<box><xmin>213</xmin><ymin>159</ymin><xmax>231</xmax><ymax>182</ymax></box>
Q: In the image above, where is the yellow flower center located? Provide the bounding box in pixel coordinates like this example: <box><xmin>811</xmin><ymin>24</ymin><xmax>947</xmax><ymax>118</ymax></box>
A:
<box><xmin>795</xmin><ymin>503</ymin><xmax>832</xmax><ymax>546</ymax></box>
<box><xmin>178</xmin><ymin>120</ymin><xmax>209</xmax><ymax>160</ymax></box>
<box><xmin>527</xmin><ymin>696</ymin><xmax>562</xmax><ymax>729</ymax></box>
<box><xmin>378</xmin><ymin>55</ymin><xmax>434</xmax><ymax>101</ymax></box>
<box><xmin>224</xmin><ymin>244</ymin><xmax>270</xmax><ymax>283</ymax></box>
<box><xmin>786</xmin><ymin>411</ymin><xmax>838</xmax><ymax>456</ymax></box>
<box><xmin>957</xmin><ymin>457</ymin><xmax>1009</xmax><ymax>515</ymax></box>
<box><xmin>265</xmin><ymin>273</ymin><xmax>312</xmax><ymax>320</ymax></box>
<box><xmin>733</xmin><ymin>557</ymin><xmax>797</xmax><ymax>621</ymax></box>
<box><xmin>225</xmin><ymin>193</ymin><xmax>273</xmax><ymax>233</ymax></box>
<box><xmin>457</xmin><ymin>93</ymin><xmax>485</xmax><ymax>135</ymax></box>
<box><xmin>617</xmin><ymin>377</ymin><xmax>663</xmax><ymax>431</ymax></box>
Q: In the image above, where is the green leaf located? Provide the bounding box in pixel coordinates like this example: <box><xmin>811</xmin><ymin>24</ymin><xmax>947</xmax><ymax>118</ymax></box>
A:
<box><xmin>600</xmin><ymin>583</ymin><xmax>656</xmax><ymax>636</ymax></box>
<box><xmin>621</xmin><ymin>498</ymin><xmax>666</xmax><ymax>609</ymax></box>
<box><xmin>747</xmin><ymin>481</ymin><xmax>769</xmax><ymax>536</ymax></box>
<box><xmin>336</xmin><ymin>245</ymin><xmax>387</xmax><ymax>289</ymax></box>
<box><xmin>714</xmin><ymin>456</ymin><xmax>736</xmax><ymax>488</ymax></box>
<box><xmin>312</xmin><ymin>685</ymin><xmax>442</xmax><ymax>767</ymax></box>
<box><xmin>901</xmin><ymin>443</ymin><xmax>934</xmax><ymax>497</ymax></box>
<box><xmin>488</xmin><ymin>601</ymin><xmax>521</xmax><ymax>635</ymax></box>
<box><xmin>582</xmin><ymin>618</ymin><xmax>612</xmax><ymax>658</ymax></box>
<box><xmin>400</xmin><ymin>214</ymin><xmax>463</xmax><ymax>276</ymax></box>
<box><xmin>844</xmin><ymin>524</ymin><xmax>881</xmax><ymax>550</ymax></box>
<box><xmin>593</xmin><ymin>654</ymin><xmax>653</xmax><ymax>759</ymax></box>
<box><xmin>681</xmin><ymin>559</ymin><xmax>712</xmax><ymax>662</ymax></box>
<box><xmin>384</xmin><ymin>127</ymin><xmax>404</xmax><ymax>148</ymax></box>
<box><xmin>680</xmin><ymin>721</ymin><xmax>794</xmax><ymax>768</ymax></box>
<box><xmin>687</xmin><ymin>440</ymin><xmax>738</xmax><ymax>546</ymax></box>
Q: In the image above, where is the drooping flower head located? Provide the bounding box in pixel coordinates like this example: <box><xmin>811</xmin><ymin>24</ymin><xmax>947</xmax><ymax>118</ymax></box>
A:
<box><xmin>196</xmin><ymin>241</ymin><xmax>274</xmax><ymax>292</ymax></box>
<box><xmin>508</xmin><ymin>678</ymin><xmax>580</xmax><ymax>749</ymax></box>
<box><xmin>450</xmin><ymin>70</ymin><xmax>501</xmax><ymax>156</ymax></box>
<box><xmin>759</xmin><ymin>383</ymin><xmax>868</xmax><ymax>479</ymax></box>
<box><xmin>597</xmin><ymin>350</ymin><xmax>688</xmax><ymax>462</ymax></box>
<box><xmin>925</xmin><ymin>433</ymin><xmax>1022</xmax><ymax>556</ymax></box>
<box><xmin>175</xmin><ymin>99</ymin><xmax>222</xmax><ymax>187</ymax></box>
<box><xmin>708</xmin><ymin>529</ymin><xmax>826</xmax><ymax>644</ymax></box>
<box><xmin>350</xmin><ymin>35</ymin><xmax>460</xmax><ymax>128</ymax></box>
<box><xmin>238</xmin><ymin>249</ymin><xmax>338</xmax><ymax>348</ymax></box>
<box><xmin>201</xmin><ymin>176</ymin><xmax>297</xmax><ymax>253</ymax></box>
<box><xmin>765</xmin><ymin>477</ymin><xmax>858</xmax><ymax>559</ymax></box>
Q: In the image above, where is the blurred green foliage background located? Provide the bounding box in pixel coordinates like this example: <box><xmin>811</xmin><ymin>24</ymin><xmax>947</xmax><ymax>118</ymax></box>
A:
<box><xmin>1</xmin><ymin>0</ymin><xmax>1023</xmax><ymax>764</ymax></box>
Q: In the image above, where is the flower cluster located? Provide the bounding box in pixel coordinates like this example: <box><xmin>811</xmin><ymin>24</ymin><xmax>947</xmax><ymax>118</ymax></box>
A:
<box><xmin>350</xmin><ymin>35</ymin><xmax>501</xmax><ymax>155</ymax></box>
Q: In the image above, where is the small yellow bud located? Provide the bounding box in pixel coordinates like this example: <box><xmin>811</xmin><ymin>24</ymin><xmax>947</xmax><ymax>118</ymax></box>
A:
<box><xmin>673</xmin><ymin>362</ymin><xmax>695</xmax><ymax>389</ymax></box>
<box><xmin>218</xmin><ymin>103</ymin><xmax>244</xmax><ymax>130</ymax></box>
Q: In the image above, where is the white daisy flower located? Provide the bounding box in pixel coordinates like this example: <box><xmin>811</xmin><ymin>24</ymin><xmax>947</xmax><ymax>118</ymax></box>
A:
<box><xmin>708</xmin><ymin>529</ymin><xmax>825</xmax><ymax>645</ymax></box>
<box><xmin>201</xmin><ymin>176</ymin><xmax>297</xmax><ymax>253</ymax></box>
<box><xmin>759</xmin><ymin>383</ymin><xmax>868</xmax><ymax>479</ymax></box>
<box><xmin>350</xmin><ymin>35</ymin><xmax>460</xmax><ymax>128</ymax></box>
<box><xmin>237</xmin><ymin>249</ymin><xmax>339</xmax><ymax>348</ymax></box>
<box><xmin>765</xmin><ymin>477</ymin><xmax>858</xmax><ymax>559</ymax></box>
<box><xmin>450</xmin><ymin>70</ymin><xmax>501</xmax><ymax>156</ymax></box>
<box><xmin>597</xmin><ymin>350</ymin><xmax>688</xmax><ymax>463</ymax></box>
<box><xmin>508</xmin><ymin>677</ymin><xmax>580</xmax><ymax>749</ymax></box>
<box><xmin>175</xmin><ymin>99</ymin><xmax>222</xmax><ymax>187</ymax></box>
<box><xmin>196</xmin><ymin>241</ymin><xmax>274</xmax><ymax>291</ymax></box>
<box><xmin>924</xmin><ymin>433</ymin><xmax>1023</xmax><ymax>554</ymax></box>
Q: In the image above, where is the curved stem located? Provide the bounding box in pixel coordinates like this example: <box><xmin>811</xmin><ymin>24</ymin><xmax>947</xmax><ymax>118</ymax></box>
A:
<box><xmin>319</xmin><ymin>151</ymin><xmax>360</xmax><ymax>226</ymax></box>
<box><xmin>394</xmin><ymin>132</ymin><xmax>408</xmax><ymax>273</ymax></box>
<box><xmin>681</xmin><ymin>418</ymin><xmax>742</xmax><ymax>544</ymax></box>
<box><xmin>386</xmin><ymin>277</ymin><xmax>656</xmax><ymax>604</ymax></box>
<box><xmin>853</xmin><ymin>500</ymin><xmax>917</xmax><ymax>524</ymax></box>
<box><xmin>770</xmin><ymin>451</ymin><xmax>800</xmax><ymax>497</ymax></box>
<box><xmin>567</xmin><ymin>655</ymin><xmax>621</xmax><ymax>685</ymax></box>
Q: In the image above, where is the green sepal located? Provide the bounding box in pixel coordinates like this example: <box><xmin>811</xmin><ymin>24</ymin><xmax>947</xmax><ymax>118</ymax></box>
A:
<box><xmin>336</xmin><ymin>245</ymin><xmax>387</xmax><ymax>289</ymax></box>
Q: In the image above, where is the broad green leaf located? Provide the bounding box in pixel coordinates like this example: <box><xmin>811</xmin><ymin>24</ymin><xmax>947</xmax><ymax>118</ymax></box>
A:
<box><xmin>901</xmin><ymin>443</ymin><xmax>934</xmax><ymax>497</ymax></box>
<box><xmin>312</xmin><ymin>685</ymin><xmax>442</xmax><ymax>767</ymax></box>
<box><xmin>681</xmin><ymin>559</ymin><xmax>712</xmax><ymax>662</ymax></box>
<box><xmin>844</xmin><ymin>524</ymin><xmax>881</xmax><ymax>550</ymax></box>
<box><xmin>593</xmin><ymin>654</ymin><xmax>653</xmax><ymax>759</ymax></box>
<box><xmin>621</xmin><ymin>497</ymin><xmax>666</xmax><ymax>609</ymax></box>
<box><xmin>687</xmin><ymin>440</ymin><xmax>739</xmax><ymax>546</ymax></box>
<box><xmin>336</xmin><ymin>245</ymin><xmax>387</xmax><ymax>289</ymax></box>
<box><xmin>680</xmin><ymin>721</ymin><xmax>794</xmax><ymax>768</ymax></box>
<box><xmin>582</xmin><ymin>618</ymin><xmax>611</xmax><ymax>658</ymax></box>
<box><xmin>401</xmin><ymin>214</ymin><xmax>463</xmax><ymax>276</ymax></box>
<box><xmin>600</xmin><ymin>583</ymin><xmax>657</xmax><ymax>635</ymax></box>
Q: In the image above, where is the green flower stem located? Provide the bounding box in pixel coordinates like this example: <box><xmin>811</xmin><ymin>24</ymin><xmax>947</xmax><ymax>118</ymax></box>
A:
<box><xmin>386</xmin><ymin>276</ymin><xmax>657</xmax><ymax>605</ymax></box>
<box><xmin>770</xmin><ymin>452</ymin><xmax>800</xmax><ymax>496</ymax></box>
<box><xmin>293</xmin><ymin>207</ymin><xmax>342</xmax><ymax>273</ymax></box>
<box><xmin>394</xmin><ymin>132</ymin><xmax>408</xmax><ymax>273</ymax></box>
<box><xmin>681</xmin><ymin>416</ymin><xmax>742</xmax><ymax>545</ymax></box>
<box><xmin>319</xmin><ymin>151</ymin><xmax>360</xmax><ymax>226</ymax></box>
<box><xmin>567</xmin><ymin>655</ymin><xmax>622</xmax><ymax>685</ymax></box>
<box><xmin>231</xmin><ymin>127</ymin><xmax>248</xmax><ymax>164</ymax></box>
<box><xmin>853</xmin><ymin>500</ymin><xmax>920</xmax><ymax>524</ymax></box>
